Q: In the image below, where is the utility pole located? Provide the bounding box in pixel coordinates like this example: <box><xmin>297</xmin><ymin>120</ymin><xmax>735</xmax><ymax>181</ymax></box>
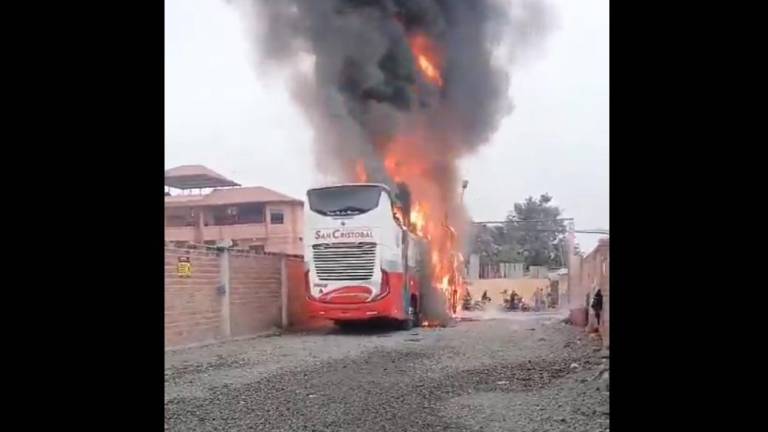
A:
<box><xmin>562</xmin><ymin>222</ymin><xmax>572</xmax><ymax>312</ymax></box>
<box><xmin>460</xmin><ymin>179</ymin><xmax>469</xmax><ymax>280</ymax></box>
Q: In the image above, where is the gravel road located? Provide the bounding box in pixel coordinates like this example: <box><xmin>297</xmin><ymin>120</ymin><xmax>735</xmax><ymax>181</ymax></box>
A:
<box><xmin>165</xmin><ymin>311</ymin><xmax>609</xmax><ymax>431</ymax></box>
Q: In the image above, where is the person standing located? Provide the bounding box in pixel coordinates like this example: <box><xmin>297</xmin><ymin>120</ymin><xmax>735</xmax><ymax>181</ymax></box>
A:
<box><xmin>509</xmin><ymin>290</ymin><xmax>519</xmax><ymax>310</ymax></box>
<box><xmin>533</xmin><ymin>288</ymin><xmax>542</xmax><ymax>311</ymax></box>
<box><xmin>591</xmin><ymin>287</ymin><xmax>604</xmax><ymax>326</ymax></box>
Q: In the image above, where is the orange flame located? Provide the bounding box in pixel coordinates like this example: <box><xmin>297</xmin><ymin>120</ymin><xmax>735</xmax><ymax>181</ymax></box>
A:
<box><xmin>409</xmin><ymin>34</ymin><xmax>443</xmax><ymax>87</ymax></box>
<box><xmin>379</xmin><ymin>140</ymin><xmax>464</xmax><ymax>316</ymax></box>
<box><xmin>410</xmin><ymin>202</ymin><xmax>428</xmax><ymax>237</ymax></box>
<box><xmin>384</xmin><ymin>156</ymin><xmax>400</xmax><ymax>182</ymax></box>
<box><xmin>349</xmin><ymin>135</ymin><xmax>463</xmax><ymax>317</ymax></box>
<box><xmin>393</xmin><ymin>206</ymin><xmax>405</xmax><ymax>226</ymax></box>
<box><xmin>417</xmin><ymin>56</ymin><xmax>443</xmax><ymax>87</ymax></box>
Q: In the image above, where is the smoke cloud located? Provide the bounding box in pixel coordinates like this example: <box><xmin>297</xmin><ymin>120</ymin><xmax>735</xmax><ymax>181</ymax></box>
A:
<box><xmin>240</xmin><ymin>0</ymin><xmax>551</xmax><ymax>189</ymax></box>
<box><xmin>237</xmin><ymin>0</ymin><xmax>552</xmax><ymax>318</ymax></box>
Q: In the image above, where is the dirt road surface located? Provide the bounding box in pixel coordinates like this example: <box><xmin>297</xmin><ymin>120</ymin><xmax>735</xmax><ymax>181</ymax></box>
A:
<box><xmin>165</xmin><ymin>311</ymin><xmax>609</xmax><ymax>431</ymax></box>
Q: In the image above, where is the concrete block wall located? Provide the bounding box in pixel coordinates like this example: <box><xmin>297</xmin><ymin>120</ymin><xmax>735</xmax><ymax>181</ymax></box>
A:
<box><xmin>228</xmin><ymin>252</ymin><xmax>283</xmax><ymax>337</ymax></box>
<box><xmin>165</xmin><ymin>246</ymin><xmax>297</xmax><ymax>349</ymax></box>
<box><xmin>165</xmin><ymin>248</ymin><xmax>223</xmax><ymax>348</ymax></box>
<box><xmin>285</xmin><ymin>258</ymin><xmax>332</xmax><ymax>330</ymax></box>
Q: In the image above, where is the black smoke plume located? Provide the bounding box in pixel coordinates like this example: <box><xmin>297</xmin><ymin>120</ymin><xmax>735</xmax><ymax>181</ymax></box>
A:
<box><xmin>241</xmin><ymin>0</ymin><xmax>551</xmax><ymax>190</ymax></box>
<box><xmin>240</xmin><ymin>0</ymin><xmax>550</xmax><ymax>320</ymax></box>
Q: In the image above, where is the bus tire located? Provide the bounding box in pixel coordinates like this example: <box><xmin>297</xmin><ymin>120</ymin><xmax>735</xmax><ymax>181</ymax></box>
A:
<box><xmin>411</xmin><ymin>295</ymin><xmax>421</xmax><ymax>327</ymax></box>
<box><xmin>400</xmin><ymin>299</ymin><xmax>416</xmax><ymax>330</ymax></box>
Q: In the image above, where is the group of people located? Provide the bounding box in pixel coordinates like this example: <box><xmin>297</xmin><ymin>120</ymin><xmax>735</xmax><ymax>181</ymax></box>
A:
<box><xmin>461</xmin><ymin>290</ymin><xmax>492</xmax><ymax>311</ymax></box>
<box><xmin>462</xmin><ymin>283</ymin><xmax>604</xmax><ymax>329</ymax></box>
<box><xmin>505</xmin><ymin>289</ymin><xmax>548</xmax><ymax>312</ymax></box>
<box><xmin>497</xmin><ymin>287</ymin><xmax>555</xmax><ymax>312</ymax></box>
<box><xmin>463</xmin><ymin>286</ymin><xmax>562</xmax><ymax>313</ymax></box>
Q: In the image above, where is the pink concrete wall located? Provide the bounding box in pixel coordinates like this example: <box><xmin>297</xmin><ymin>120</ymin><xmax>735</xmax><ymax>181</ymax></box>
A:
<box><xmin>164</xmin><ymin>202</ymin><xmax>304</xmax><ymax>255</ymax></box>
<box><xmin>265</xmin><ymin>202</ymin><xmax>304</xmax><ymax>255</ymax></box>
<box><xmin>569</xmin><ymin>239</ymin><xmax>608</xmax><ymax>347</ymax></box>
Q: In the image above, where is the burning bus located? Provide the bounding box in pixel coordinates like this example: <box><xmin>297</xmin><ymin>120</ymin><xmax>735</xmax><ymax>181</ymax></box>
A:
<box><xmin>304</xmin><ymin>183</ymin><xmax>455</xmax><ymax>329</ymax></box>
<box><xmin>248</xmin><ymin>0</ymin><xmax>542</xmax><ymax>330</ymax></box>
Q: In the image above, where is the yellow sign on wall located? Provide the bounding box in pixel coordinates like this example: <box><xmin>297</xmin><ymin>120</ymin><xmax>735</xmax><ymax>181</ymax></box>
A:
<box><xmin>177</xmin><ymin>256</ymin><xmax>192</xmax><ymax>277</ymax></box>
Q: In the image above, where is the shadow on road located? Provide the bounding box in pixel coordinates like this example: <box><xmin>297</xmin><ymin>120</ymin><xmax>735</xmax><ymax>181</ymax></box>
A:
<box><xmin>329</xmin><ymin>319</ymin><xmax>409</xmax><ymax>336</ymax></box>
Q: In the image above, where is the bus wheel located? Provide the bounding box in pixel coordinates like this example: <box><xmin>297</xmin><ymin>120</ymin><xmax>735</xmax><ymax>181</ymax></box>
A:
<box><xmin>400</xmin><ymin>302</ymin><xmax>416</xmax><ymax>330</ymax></box>
<box><xmin>411</xmin><ymin>295</ymin><xmax>421</xmax><ymax>327</ymax></box>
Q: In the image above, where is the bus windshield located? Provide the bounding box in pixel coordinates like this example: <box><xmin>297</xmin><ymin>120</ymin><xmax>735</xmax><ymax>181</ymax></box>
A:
<box><xmin>307</xmin><ymin>185</ymin><xmax>383</xmax><ymax>216</ymax></box>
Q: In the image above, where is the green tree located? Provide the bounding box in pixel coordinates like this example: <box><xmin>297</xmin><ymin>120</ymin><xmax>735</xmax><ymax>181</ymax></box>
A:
<box><xmin>490</xmin><ymin>223</ymin><xmax>523</xmax><ymax>263</ymax></box>
<box><xmin>471</xmin><ymin>224</ymin><xmax>499</xmax><ymax>263</ymax></box>
<box><xmin>470</xmin><ymin>193</ymin><xmax>567</xmax><ymax>269</ymax></box>
<box><xmin>507</xmin><ymin>193</ymin><xmax>566</xmax><ymax>268</ymax></box>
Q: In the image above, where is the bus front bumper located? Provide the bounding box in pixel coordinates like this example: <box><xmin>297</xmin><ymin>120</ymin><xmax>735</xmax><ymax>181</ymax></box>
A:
<box><xmin>306</xmin><ymin>294</ymin><xmax>403</xmax><ymax>321</ymax></box>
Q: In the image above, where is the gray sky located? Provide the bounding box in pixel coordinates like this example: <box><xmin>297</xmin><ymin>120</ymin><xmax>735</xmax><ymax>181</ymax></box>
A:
<box><xmin>165</xmin><ymin>0</ymin><xmax>608</xmax><ymax>252</ymax></box>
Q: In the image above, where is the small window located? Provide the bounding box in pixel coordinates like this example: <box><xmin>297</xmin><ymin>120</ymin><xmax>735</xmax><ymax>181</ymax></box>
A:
<box><xmin>270</xmin><ymin>210</ymin><xmax>284</xmax><ymax>224</ymax></box>
<box><xmin>249</xmin><ymin>245</ymin><xmax>265</xmax><ymax>254</ymax></box>
<box><xmin>234</xmin><ymin>203</ymin><xmax>265</xmax><ymax>224</ymax></box>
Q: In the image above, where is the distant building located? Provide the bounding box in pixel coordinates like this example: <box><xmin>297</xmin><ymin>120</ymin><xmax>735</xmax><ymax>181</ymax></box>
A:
<box><xmin>164</xmin><ymin>165</ymin><xmax>304</xmax><ymax>255</ymax></box>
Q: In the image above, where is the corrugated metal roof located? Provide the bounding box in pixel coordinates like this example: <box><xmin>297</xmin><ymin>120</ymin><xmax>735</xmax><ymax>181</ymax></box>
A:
<box><xmin>165</xmin><ymin>165</ymin><xmax>241</xmax><ymax>189</ymax></box>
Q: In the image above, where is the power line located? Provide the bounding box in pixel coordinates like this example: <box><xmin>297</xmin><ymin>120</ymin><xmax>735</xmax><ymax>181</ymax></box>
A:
<box><xmin>473</xmin><ymin>218</ymin><xmax>574</xmax><ymax>224</ymax></box>
<box><xmin>503</xmin><ymin>228</ymin><xmax>608</xmax><ymax>235</ymax></box>
<box><xmin>472</xmin><ymin>219</ymin><xmax>607</xmax><ymax>235</ymax></box>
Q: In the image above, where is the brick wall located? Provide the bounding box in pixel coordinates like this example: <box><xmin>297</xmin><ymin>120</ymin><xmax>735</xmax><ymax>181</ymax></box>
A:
<box><xmin>229</xmin><ymin>252</ymin><xmax>283</xmax><ymax>337</ymax></box>
<box><xmin>285</xmin><ymin>258</ymin><xmax>331</xmax><ymax>330</ymax></box>
<box><xmin>165</xmin><ymin>246</ymin><xmax>302</xmax><ymax>349</ymax></box>
<box><xmin>165</xmin><ymin>248</ymin><xmax>223</xmax><ymax>348</ymax></box>
<box><xmin>567</xmin><ymin>238</ymin><xmax>609</xmax><ymax>347</ymax></box>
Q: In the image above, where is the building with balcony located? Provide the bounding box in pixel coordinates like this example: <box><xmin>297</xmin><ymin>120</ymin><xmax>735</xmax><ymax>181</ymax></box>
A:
<box><xmin>164</xmin><ymin>165</ymin><xmax>304</xmax><ymax>256</ymax></box>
